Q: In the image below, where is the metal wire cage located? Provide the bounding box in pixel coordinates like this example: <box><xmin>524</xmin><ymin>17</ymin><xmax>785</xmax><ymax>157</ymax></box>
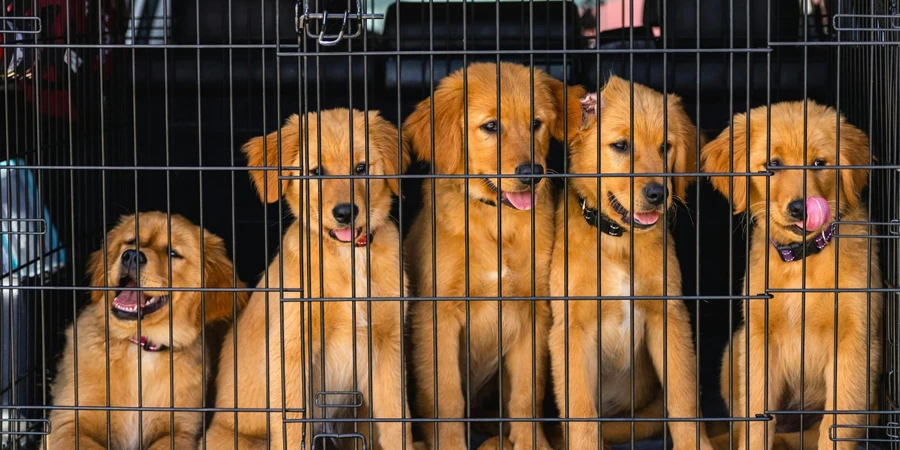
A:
<box><xmin>0</xmin><ymin>0</ymin><xmax>896</xmax><ymax>449</ymax></box>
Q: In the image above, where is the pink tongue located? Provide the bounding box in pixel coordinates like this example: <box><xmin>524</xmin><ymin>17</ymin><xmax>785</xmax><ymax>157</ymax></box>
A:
<box><xmin>504</xmin><ymin>191</ymin><xmax>535</xmax><ymax>210</ymax></box>
<box><xmin>332</xmin><ymin>227</ymin><xmax>356</xmax><ymax>242</ymax></box>
<box><xmin>804</xmin><ymin>196</ymin><xmax>831</xmax><ymax>230</ymax></box>
<box><xmin>113</xmin><ymin>281</ymin><xmax>149</xmax><ymax>308</ymax></box>
<box><xmin>633</xmin><ymin>211</ymin><xmax>660</xmax><ymax>225</ymax></box>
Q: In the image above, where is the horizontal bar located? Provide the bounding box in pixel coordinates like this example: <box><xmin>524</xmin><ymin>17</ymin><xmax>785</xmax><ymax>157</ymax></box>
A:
<box><xmin>315</xmin><ymin>391</ymin><xmax>364</xmax><ymax>409</ymax></box>
<box><xmin>277</xmin><ymin>172</ymin><xmax>757</xmax><ymax>180</ymax></box>
<box><xmin>276</xmin><ymin>48</ymin><xmax>773</xmax><ymax>56</ymax></box>
<box><xmin>0</xmin><ymin>218</ymin><xmax>46</xmax><ymax>235</ymax></box>
<box><xmin>769</xmin><ymin>410</ymin><xmax>900</xmax><ymax>415</ymax></box>
<box><xmin>0</xmin><ymin>17</ymin><xmax>41</xmax><ymax>34</ymax></box>
<box><xmin>769</xmin><ymin>41</ymin><xmax>900</xmax><ymax>46</ymax></box>
<box><xmin>10</xmin><ymin>164</ymin><xmax>897</xmax><ymax>173</ymax></box>
<box><xmin>279</xmin><ymin>294</ymin><xmax>772</xmax><ymax>302</ymax></box>
<box><xmin>1</xmin><ymin>284</ymin><xmax>767</xmax><ymax>301</ymax></box>
<box><xmin>301</xmin><ymin>12</ymin><xmax>383</xmax><ymax>20</ymax></box>
<box><xmin>766</xmin><ymin>287</ymin><xmax>899</xmax><ymax>293</ymax></box>
<box><xmin>834</xmin><ymin>233</ymin><xmax>900</xmax><ymax>239</ymax></box>
<box><xmin>0</xmin><ymin>418</ymin><xmax>49</xmax><ymax>436</ymax></box>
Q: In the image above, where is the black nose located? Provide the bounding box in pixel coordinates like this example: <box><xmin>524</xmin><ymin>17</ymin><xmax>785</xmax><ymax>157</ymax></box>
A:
<box><xmin>787</xmin><ymin>199</ymin><xmax>805</xmax><ymax>220</ymax></box>
<box><xmin>515</xmin><ymin>163</ymin><xmax>544</xmax><ymax>186</ymax></box>
<box><xmin>332</xmin><ymin>203</ymin><xmax>359</xmax><ymax>225</ymax></box>
<box><xmin>121</xmin><ymin>249</ymin><xmax>147</xmax><ymax>271</ymax></box>
<box><xmin>642</xmin><ymin>183</ymin><xmax>667</xmax><ymax>206</ymax></box>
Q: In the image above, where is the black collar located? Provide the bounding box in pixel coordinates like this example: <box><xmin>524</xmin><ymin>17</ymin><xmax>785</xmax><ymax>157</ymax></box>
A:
<box><xmin>771</xmin><ymin>222</ymin><xmax>836</xmax><ymax>262</ymax></box>
<box><xmin>578</xmin><ymin>196</ymin><xmax>624</xmax><ymax>237</ymax></box>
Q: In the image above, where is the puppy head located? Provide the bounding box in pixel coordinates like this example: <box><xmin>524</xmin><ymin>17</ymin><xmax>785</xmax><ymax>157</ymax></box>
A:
<box><xmin>701</xmin><ymin>101</ymin><xmax>870</xmax><ymax>244</ymax></box>
<box><xmin>403</xmin><ymin>62</ymin><xmax>569</xmax><ymax>210</ymax></box>
<box><xmin>566</xmin><ymin>76</ymin><xmax>700</xmax><ymax>232</ymax></box>
<box><xmin>243</xmin><ymin>109</ymin><xmax>407</xmax><ymax>243</ymax></box>
<box><xmin>87</xmin><ymin>212</ymin><xmax>244</xmax><ymax>346</ymax></box>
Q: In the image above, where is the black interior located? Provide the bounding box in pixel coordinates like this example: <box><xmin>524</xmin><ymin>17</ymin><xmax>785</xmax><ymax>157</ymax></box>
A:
<box><xmin>9</xmin><ymin>0</ymin><xmax>897</xmax><ymax>445</ymax></box>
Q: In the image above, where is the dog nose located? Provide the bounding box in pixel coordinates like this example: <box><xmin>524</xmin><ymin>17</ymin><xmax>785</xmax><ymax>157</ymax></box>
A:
<box><xmin>642</xmin><ymin>183</ymin><xmax>667</xmax><ymax>206</ymax></box>
<box><xmin>787</xmin><ymin>199</ymin><xmax>805</xmax><ymax>220</ymax></box>
<box><xmin>332</xmin><ymin>203</ymin><xmax>359</xmax><ymax>225</ymax></box>
<box><xmin>121</xmin><ymin>249</ymin><xmax>147</xmax><ymax>271</ymax></box>
<box><xmin>515</xmin><ymin>163</ymin><xmax>544</xmax><ymax>186</ymax></box>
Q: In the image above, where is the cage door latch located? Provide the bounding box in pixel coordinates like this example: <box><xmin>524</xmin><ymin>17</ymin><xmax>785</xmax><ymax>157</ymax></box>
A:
<box><xmin>295</xmin><ymin>0</ymin><xmax>383</xmax><ymax>46</ymax></box>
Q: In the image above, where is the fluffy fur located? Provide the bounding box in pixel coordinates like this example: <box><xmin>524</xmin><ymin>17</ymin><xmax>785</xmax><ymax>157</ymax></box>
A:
<box><xmin>403</xmin><ymin>62</ymin><xmax>569</xmax><ymax>450</ymax></box>
<box><xmin>46</xmin><ymin>212</ymin><xmax>245</xmax><ymax>450</ymax></box>
<box><xmin>204</xmin><ymin>109</ymin><xmax>416</xmax><ymax>450</ymax></box>
<box><xmin>702</xmin><ymin>101</ymin><xmax>882</xmax><ymax>450</ymax></box>
<box><xmin>548</xmin><ymin>76</ymin><xmax>713</xmax><ymax>450</ymax></box>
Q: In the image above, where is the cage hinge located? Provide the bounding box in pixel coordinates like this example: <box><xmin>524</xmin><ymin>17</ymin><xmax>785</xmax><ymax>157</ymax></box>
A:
<box><xmin>295</xmin><ymin>0</ymin><xmax>383</xmax><ymax>46</ymax></box>
<box><xmin>0</xmin><ymin>17</ymin><xmax>41</xmax><ymax>35</ymax></box>
<box><xmin>829</xmin><ymin>424</ymin><xmax>900</xmax><ymax>443</ymax></box>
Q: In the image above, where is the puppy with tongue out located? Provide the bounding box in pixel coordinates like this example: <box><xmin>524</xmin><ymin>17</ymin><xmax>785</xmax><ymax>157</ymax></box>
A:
<box><xmin>548</xmin><ymin>78</ymin><xmax>714</xmax><ymax>450</ymax></box>
<box><xmin>46</xmin><ymin>212</ymin><xmax>245</xmax><ymax>450</ymax></box>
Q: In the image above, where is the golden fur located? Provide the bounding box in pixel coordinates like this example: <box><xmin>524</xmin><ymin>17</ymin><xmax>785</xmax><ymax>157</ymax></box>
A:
<box><xmin>403</xmin><ymin>62</ymin><xmax>569</xmax><ymax>450</ymax></box>
<box><xmin>46</xmin><ymin>212</ymin><xmax>245</xmax><ymax>450</ymax></box>
<box><xmin>702</xmin><ymin>101</ymin><xmax>882</xmax><ymax>450</ymax></box>
<box><xmin>548</xmin><ymin>76</ymin><xmax>713</xmax><ymax>450</ymax></box>
<box><xmin>205</xmin><ymin>109</ymin><xmax>416</xmax><ymax>449</ymax></box>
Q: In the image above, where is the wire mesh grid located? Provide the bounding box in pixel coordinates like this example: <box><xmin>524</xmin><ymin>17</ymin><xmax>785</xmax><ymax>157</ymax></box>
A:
<box><xmin>0</xmin><ymin>0</ymin><xmax>895</xmax><ymax>449</ymax></box>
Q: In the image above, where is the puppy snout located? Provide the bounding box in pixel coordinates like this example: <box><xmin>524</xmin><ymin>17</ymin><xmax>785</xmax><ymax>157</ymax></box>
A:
<box><xmin>642</xmin><ymin>183</ymin><xmax>667</xmax><ymax>206</ymax></box>
<box><xmin>787</xmin><ymin>199</ymin><xmax>805</xmax><ymax>220</ymax></box>
<box><xmin>514</xmin><ymin>163</ymin><xmax>544</xmax><ymax>187</ymax></box>
<box><xmin>121</xmin><ymin>249</ymin><xmax>147</xmax><ymax>273</ymax></box>
<box><xmin>332</xmin><ymin>203</ymin><xmax>359</xmax><ymax>225</ymax></box>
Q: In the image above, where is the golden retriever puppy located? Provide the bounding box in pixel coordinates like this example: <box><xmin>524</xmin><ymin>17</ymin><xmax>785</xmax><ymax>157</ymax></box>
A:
<box><xmin>46</xmin><ymin>212</ymin><xmax>245</xmax><ymax>450</ymax></box>
<box><xmin>204</xmin><ymin>109</ymin><xmax>415</xmax><ymax>450</ymax></box>
<box><xmin>548</xmin><ymin>76</ymin><xmax>712</xmax><ymax>450</ymax></box>
<box><xmin>702</xmin><ymin>101</ymin><xmax>881</xmax><ymax>450</ymax></box>
<box><xmin>403</xmin><ymin>62</ymin><xmax>569</xmax><ymax>450</ymax></box>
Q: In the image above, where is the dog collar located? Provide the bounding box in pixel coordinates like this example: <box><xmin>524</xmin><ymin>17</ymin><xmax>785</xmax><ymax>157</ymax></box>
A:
<box><xmin>355</xmin><ymin>231</ymin><xmax>374</xmax><ymax>247</ymax></box>
<box><xmin>578</xmin><ymin>196</ymin><xmax>624</xmax><ymax>237</ymax></box>
<box><xmin>771</xmin><ymin>222</ymin><xmax>836</xmax><ymax>262</ymax></box>
<box><xmin>129</xmin><ymin>336</ymin><xmax>168</xmax><ymax>352</ymax></box>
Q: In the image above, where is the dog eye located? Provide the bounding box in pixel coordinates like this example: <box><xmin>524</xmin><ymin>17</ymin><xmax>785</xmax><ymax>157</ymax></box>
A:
<box><xmin>768</xmin><ymin>159</ymin><xmax>782</xmax><ymax>168</ymax></box>
<box><xmin>125</xmin><ymin>238</ymin><xmax>136</xmax><ymax>246</ymax></box>
<box><xmin>532</xmin><ymin>120</ymin><xmax>542</xmax><ymax>131</ymax></box>
<box><xmin>169</xmin><ymin>249</ymin><xmax>182</xmax><ymax>259</ymax></box>
<box><xmin>813</xmin><ymin>159</ymin><xmax>827</xmax><ymax>167</ymax></box>
<box><xmin>481</xmin><ymin>121</ymin><xmax>499</xmax><ymax>133</ymax></box>
<box><xmin>660</xmin><ymin>142</ymin><xmax>672</xmax><ymax>153</ymax></box>
<box><xmin>355</xmin><ymin>163</ymin><xmax>367</xmax><ymax>174</ymax></box>
<box><xmin>610</xmin><ymin>140</ymin><xmax>629</xmax><ymax>152</ymax></box>
<box><xmin>309</xmin><ymin>167</ymin><xmax>321</xmax><ymax>176</ymax></box>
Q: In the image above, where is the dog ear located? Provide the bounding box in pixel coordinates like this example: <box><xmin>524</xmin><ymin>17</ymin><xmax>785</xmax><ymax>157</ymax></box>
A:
<box><xmin>667</xmin><ymin>93</ymin><xmax>701</xmax><ymax>202</ymax></box>
<box><xmin>545</xmin><ymin>76</ymin><xmax>588</xmax><ymax>142</ymax></box>
<box><xmin>193</xmin><ymin>230</ymin><xmax>246</xmax><ymax>327</ymax></box>
<box><xmin>243</xmin><ymin>114</ymin><xmax>302</xmax><ymax>203</ymax></box>
<box><xmin>367</xmin><ymin>110</ymin><xmax>408</xmax><ymax>197</ymax></box>
<box><xmin>403</xmin><ymin>71</ymin><xmax>464</xmax><ymax>174</ymax></box>
<box><xmin>701</xmin><ymin>114</ymin><xmax>750</xmax><ymax>214</ymax></box>
<box><xmin>837</xmin><ymin>118</ymin><xmax>870</xmax><ymax>210</ymax></box>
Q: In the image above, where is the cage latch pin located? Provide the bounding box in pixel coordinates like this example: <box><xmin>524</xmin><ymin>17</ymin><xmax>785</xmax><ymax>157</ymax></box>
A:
<box><xmin>296</xmin><ymin>0</ymin><xmax>384</xmax><ymax>46</ymax></box>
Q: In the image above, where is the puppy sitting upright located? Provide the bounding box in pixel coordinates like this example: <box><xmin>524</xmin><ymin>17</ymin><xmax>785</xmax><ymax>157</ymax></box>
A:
<box><xmin>205</xmin><ymin>109</ymin><xmax>415</xmax><ymax>450</ymax></box>
<box><xmin>703</xmin><ymin>101</ymin><xmax>881</xmax><ymax>450</ymax></box>
<box><xmin>46</xmin><ymin>212</ymin><xmax>245</xmax><ymax>450</ymax></box>
<box><xmin>548</xmin><ymin>76</ymin><xmax>713</xmax><ymax>450</ymax></box>
<box><xmin>403</xmin><ymin>62</ymin><xmax>568</xmax><ymax>450</ymax></box>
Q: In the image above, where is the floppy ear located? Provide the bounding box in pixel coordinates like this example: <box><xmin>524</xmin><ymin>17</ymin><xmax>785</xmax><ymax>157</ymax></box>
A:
<box><xmin>701</xmin><ymin>114</ymin><xmax>749</xmax><ymax>214</ymax></box>
<box><xmin>837</xmin><ymin>119</ymin><xmax>870</xmax><ymax>209</ymax></box>
<box><xmin>545</xmin><ymin>76</ymin><xmax>588</xmax><ymax>142</ymax></box>
<box><xmin>402</xmin><ymin>72</ymin><xmax>464</xmax><ymax>174</ymax></box>
<box><xmin>193</xmin><ymin>230</ymin><xmax>247</xmax><ymax>327</ymax></box>
<box><xmin>243</xmin><ymin>114</ymin><xmax>302</xmax><ymax>203</ymax></box>
<box><xmin>667</xmin><ymin>93</ymin><xmax>701</xmax><ymax>201</ymax></box>
<box><xmin>367</xmin><ymin>110</ymin><xmax>409</xmax><ymax>197</ymax></box>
